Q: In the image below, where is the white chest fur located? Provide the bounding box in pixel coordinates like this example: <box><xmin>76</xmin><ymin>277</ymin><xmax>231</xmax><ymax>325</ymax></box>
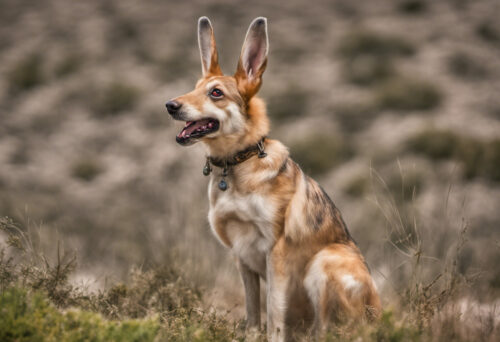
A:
<box><xmin>208</xmin><ymin>179</ymin><xmax>275</xmax><ymax>276</ymax></box>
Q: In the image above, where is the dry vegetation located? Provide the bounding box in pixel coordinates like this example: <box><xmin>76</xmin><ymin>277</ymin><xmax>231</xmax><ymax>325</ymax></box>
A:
<box><xmin>0</xmin><ymin>0</ymin><xmax>499</xmax><ymax>340</ymax></box>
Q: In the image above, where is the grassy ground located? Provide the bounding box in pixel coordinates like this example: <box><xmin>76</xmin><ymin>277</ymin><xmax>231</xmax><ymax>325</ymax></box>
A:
<box><xmin>1</xmin><ymin>209</ymin><xmax>498</xmax><ymax>341</ymax></box>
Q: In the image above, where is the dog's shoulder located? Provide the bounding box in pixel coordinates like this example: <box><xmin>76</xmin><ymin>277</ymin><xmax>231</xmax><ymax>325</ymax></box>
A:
<box><xmin>282</xmin><ymin>162</ymin><xmax>354</xmax><ymax>246</ymax></box>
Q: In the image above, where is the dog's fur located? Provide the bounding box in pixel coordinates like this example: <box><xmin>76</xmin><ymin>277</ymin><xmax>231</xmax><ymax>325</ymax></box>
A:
<box><xmin>166</xmin><ymin>17</ymin><xmax>381</xmax><ymax>341</ymax></box>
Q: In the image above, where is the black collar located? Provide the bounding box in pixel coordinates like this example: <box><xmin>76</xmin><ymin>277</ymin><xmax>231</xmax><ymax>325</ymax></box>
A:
<box><xmin>208</xmin><ymin>137</ymin><xmax>267</xmax><ymax>168</ymax></box>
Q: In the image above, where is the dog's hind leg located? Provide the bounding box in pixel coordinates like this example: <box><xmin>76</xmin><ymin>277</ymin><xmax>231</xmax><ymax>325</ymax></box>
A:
<box><xmin>304</xmin><ymin>245</ymin><xmax>381</xmax><ymax>334</ymax></box>
<box><xmin>238</xmin><ymin>259</ymin><xmax>261</xmax><ymax>330</ymax></box>
<box><xmin>303</xmin><ymin>250</ymin><xmax>329</xmax><ymax>338</ymax></box>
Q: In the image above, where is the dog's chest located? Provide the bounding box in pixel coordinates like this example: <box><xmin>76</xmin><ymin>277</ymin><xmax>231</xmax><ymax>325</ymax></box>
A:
<box><xmin>208</xmin><ymin>181</ymin><xmax>275</xmax><ymax>274</ymax></box>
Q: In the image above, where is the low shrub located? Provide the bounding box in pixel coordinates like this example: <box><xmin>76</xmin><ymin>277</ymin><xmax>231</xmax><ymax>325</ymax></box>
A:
<box><xmin>8</xmin><ymin>54</ymin><xmax>44</xmax><ymax>94</ymax></box>
<box><xmin>368</xmin><ymin>311</ymin><xmax>422</xmax><ymax>341</ymax></box>
<box><xmin>483</xmin><ymin>139</ymin><xmax>500</xmax><ymax>182</ymax></box>
<box><xmin>71</xmin><ymin>158</ymin><xmax>103</xmax><ymax>182</ymax></box>
<box><xmin>112</xmin><ymin>18</ymin><xmax>139</xmax><ymax>41</ymax></box>
<box><xmin>268</xmin><ymin>86</ymin><xmax>310</xmax><ymax>122</ymax></box>
<box><xmin>54</xmin><ymin>54</ymin><xmax>83</xmax><ymax>78</ymax></box>
<box><xmin>343</xmin><ymin>55</ymin><xmax>395</xmax><ymax>85</ymax></box>
<box><xmin>406</xmin><ymin>130</ymin><xmax>458</xmax><ymax>160</ymax></box>
<box><xmin>337</xmin><ymin>30</ymin><xmax>415</xmax><ymax>87</ymax></box>
<box><xmin>290</xmin><ymin>134</ymin><xmax>353</xmax><ymax>176</ymax></box>
<box><xmin>333</xmin><ymin>101</ymin><xmax>378</xmax><ymax>132</ymax></box>
<box><xmin>397</xmin><ymin>0</ymin><xmax>427</xmax><ymax>14</ymax></box>
<box><xmin>374</xmin><ymin>77</ymin><xmax>442</xmax><ymax>111</ymax></box>
<box><xmin>93</xmin><ymin>82</ymin><xmax>140</xmax><ymax>117</ymax></box>
<box><xmin>1</xmin><ymin>186</ymin><xmax>499</xmax><ymax>341</ymax></box>
<box><xmin>343</xmin><ymin>175</ymin><xmax>369</xmax><ymax>197</ymax></box>
<box><xmin>447</xmin><ymin>52</ymin><xmax>488</xmax><ymax>81</ymax></box>
<box><xmin>94</xmin><ymin>265</ymin><xmax>201</xmax><ymax>320</ymax></box>
<box><xmin>407</xmin><ymin>129</ymin><xmax>500</xmax><ymax>181</ymax></box>
<box><xmin>387</xmin><ymin>169</ymin><xmax>424</xmax><ymax>203</ymax></box>
<box><xmin>157</xmin><ymin>52</ymin><xmax>196</xmax><ymax>82</ymax></box>
<box><xmin>0</xmin><ymin>218</ymin><xmax>244</xmax><ymax>341</ymax></box>
<box><xmin>337</xmin><ymin>30</ymin><xmax>415</xmax><ymax>60</ymax></box>
<box><xmin>476</xmin><ymin>21</ymin><xmax>500</xmax><ymax>44</ymax></box>
<box><xmin>0</xmin><ymin>287</ymin><xmax>161</xmax><ymax>342</ymax></box>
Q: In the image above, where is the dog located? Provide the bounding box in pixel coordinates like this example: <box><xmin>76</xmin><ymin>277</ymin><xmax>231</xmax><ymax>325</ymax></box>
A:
<box><xmin>165</xmin><ymin>16</ymin><xmax>381</xmax><ymax>341</ymax></box>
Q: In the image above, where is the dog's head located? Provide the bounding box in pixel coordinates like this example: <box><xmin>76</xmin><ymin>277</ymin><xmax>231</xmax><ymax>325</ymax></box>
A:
<box><xmin>166</xmin><ymin>17</ymin><xmax>270</xmax><ymax>157</ymax></box>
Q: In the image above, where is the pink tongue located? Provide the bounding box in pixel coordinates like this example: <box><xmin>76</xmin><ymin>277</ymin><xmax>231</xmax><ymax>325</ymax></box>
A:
<box><xmin>185</xmin><ymin>122</ymin><xmax>201</xmax><ymax>135</ymax></box>
<box><xmin>178</xmin><ymin>119</ymin><xmax>212</xmax><ymax>138</ymax></box>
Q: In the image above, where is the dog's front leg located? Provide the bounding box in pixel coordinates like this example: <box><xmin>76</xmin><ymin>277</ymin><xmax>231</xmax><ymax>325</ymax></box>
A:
<box><xmin>238</xmin><ymin>259</ymin><xmax>261</xmax><ymax>330</ymax></box>
<box><xmin>266</xmin><ymin>252</ymin><xmax>287</xmax><ymax>342</ymax></box>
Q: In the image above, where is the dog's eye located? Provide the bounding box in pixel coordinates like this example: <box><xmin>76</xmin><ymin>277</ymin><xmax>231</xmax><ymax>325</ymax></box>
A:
<box><xmin>210</xmin><ymin>88</ymin><xmax>224</xmax><ymax>98</ymax></box>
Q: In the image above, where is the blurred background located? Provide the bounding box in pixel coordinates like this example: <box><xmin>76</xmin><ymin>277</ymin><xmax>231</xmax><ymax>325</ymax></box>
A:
<box><xmin>1</xmin><ymin>0</ymin><xmax>499</xmax><ymax>316</ymax></box>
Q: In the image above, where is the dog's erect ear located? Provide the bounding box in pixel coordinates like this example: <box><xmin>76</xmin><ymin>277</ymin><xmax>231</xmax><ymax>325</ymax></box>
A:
<box><xmin>234</xmin><ymin>17</ymin><xmax>268</xmax><ymax>100</ymax></box>
<box><xmin>198</xmin><ymin>16</ymin><xmax>223</xmax><ymax>77</ymax></box>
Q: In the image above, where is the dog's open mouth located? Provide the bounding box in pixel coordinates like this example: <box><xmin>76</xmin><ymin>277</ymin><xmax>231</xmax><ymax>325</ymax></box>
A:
<box><xmin>176</xmin><ymin>118</ymin><xmax>220</xmax><ymax>145</ymax></box>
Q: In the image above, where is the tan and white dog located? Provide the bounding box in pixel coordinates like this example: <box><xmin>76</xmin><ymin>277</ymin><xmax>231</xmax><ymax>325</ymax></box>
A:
<box><xmin>166</xmin><ymin>17</ymin><xmax>381</xmax><ymax>341</ymax></box>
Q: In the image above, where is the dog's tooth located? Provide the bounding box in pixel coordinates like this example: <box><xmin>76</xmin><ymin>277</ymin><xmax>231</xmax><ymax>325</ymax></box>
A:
<box><xmin>208</xmin><ymin>122</ymin><xmax>213</xmax><ymax>128</ymax></box>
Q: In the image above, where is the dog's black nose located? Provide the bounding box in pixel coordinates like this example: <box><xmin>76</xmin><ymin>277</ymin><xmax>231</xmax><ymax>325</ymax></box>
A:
<box><xmin>166</xmin><ymin>100</ymin><xmax>182</xmax><ymax>115</ymax></box>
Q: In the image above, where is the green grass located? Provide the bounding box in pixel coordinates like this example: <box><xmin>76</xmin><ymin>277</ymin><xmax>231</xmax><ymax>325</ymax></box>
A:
<box><xmin>365</xmin><ymin>311</ymin><xmax>422</xmax><ymax>342</ymax></box>
<box><xmin>0</xmin><ymin>216</ymin><xmax>245</xmax><ymax>341</ymax></box>
<box><xmin>0</xmin><ymin>284</ymin><xmax>421</xmax><ymax>342</ymax></box>
<box><xmin>1</xmin><ymin>195</ymin><xmax>499</xmax><ymax>342</ymax></box>
<box><xmin>0</xmin><ymin>288</ymin><xmax>160</xmax><ymax>342</ymax></box>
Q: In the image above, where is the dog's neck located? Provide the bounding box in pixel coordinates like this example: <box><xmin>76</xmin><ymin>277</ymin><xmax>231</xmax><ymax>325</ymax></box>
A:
<box><xmin>208</xmin><ymin>137</ymin><xmax>267</xmax><ymax>168</ymax></box>
<box><xmin>202</xmin><ymin>97</ymin><xmax>270</xmax><ymax>159</ymax></box>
